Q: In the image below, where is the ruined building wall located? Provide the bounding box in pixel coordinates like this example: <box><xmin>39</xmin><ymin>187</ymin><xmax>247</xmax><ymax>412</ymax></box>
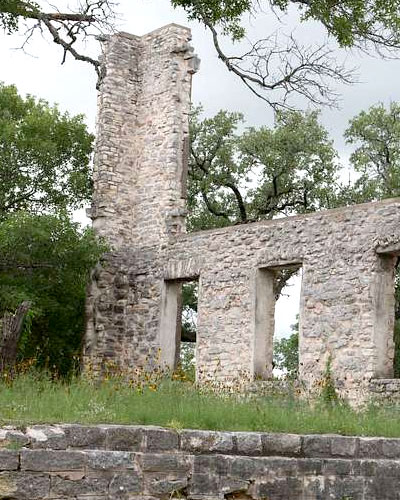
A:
<box><xmin>164</xmin><ymin>200</ymin><xmax>400</xmax><ymax>403</ymax></box>
<box><xmin>90</xmin><ymin>24</ymin><xmax>197</xmax><ymax>248</ymax></box>
<box><xmin>84</xmin><ymin>25</ymin><xmax>198</xmax><ymax>369</ymax></box>
<box><xmin>84</xmin><ymin>24</ymin><xmax>400</xmax><ymax>404</ymax></box>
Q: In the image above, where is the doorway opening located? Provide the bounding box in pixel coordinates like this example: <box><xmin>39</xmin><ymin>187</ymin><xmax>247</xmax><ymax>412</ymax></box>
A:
<box><xmin>179</xmin><ymin>280</ymin><xmax>198</xmax><ymax>380</ymax></box>
<box><xmin>374</xmin><ymin>252</ymin><xmax>399</xmax><ymax>378</ymax></box>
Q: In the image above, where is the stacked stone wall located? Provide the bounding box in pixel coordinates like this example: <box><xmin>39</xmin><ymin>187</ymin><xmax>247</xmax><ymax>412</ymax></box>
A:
<box><xmin>2</xmin><ymin>424</ymin><xmax>400</xmax><ymax>499</ymax></box>
<box><xmin>85</xmin><ymin>196</ymin><xmax>400</xmax><ymax>404</ymax></box>
<box><xmin>84</xmin><ymin>23</ymin><xmax>400</xmax><ymax>404</ymax></box>
<box><xmin>90</xmin><ymin>24</ymin><xmax>198</xmax><ymax>249</ymax></box>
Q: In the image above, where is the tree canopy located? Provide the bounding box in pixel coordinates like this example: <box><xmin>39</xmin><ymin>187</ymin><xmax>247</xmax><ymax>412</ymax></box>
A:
<box><xmin>0</xmin><ymin>83</ymin><xmax>101</xmax><ymax>375</ymax></box>
<box><xmin>0</xmin><ymin>82</ymin><xmax>93</xmax><ymax>218</ymax></box>
<box><xmin>2</xmin><ymin>1</ymin><xmax>400</xmax><ymax>104</ymax></box>
<box><xmin>174</xmin><ymin>0</ymin><xmax>400</xmax><ymax>50</ymax></box>
<box><xmin>0</xmin><ymin>212</ymin><xmax>107</xmax><ymax>375</ymax></box>
<box><xmin>345</xmin><ymin>102</ymin><xmax>400</xmax><ymax>202</ymax></box>
<box><xmin>188</xmin><ymin>107</ymin><xmax>340</xmax><ymax>231</ymax></box>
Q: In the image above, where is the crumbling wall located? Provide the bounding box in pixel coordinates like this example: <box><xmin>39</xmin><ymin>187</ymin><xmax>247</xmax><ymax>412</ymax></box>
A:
<box><xmin>164</xmin><ymin>201</ymin><xmax>400</xmax><ymax>403</ymax></box>
<box><xmin>84</xmin><ymin>23</ymin><xmax>400</xmax><ymax>404</ymax></box>
<box><xmin>84</xmin><ymin>24</ymin><xmax>198</xmax><ymax>371</ymax></box>
<box><xmin>90</xmin><ymin>24</ymin><xmax>198</xmax><ymax>249</ymax></box>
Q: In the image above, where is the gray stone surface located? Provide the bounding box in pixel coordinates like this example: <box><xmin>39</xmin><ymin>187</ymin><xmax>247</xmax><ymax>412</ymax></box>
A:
<box><xmin>21</xmin><ymin>449</ymin><xmax>86</xmax><ymax>471</ymax></box>
<box><xmin>82</xmin><ymin>26</ymin><xmax>400</xmax><ymax>405</ymax></box>
<box><xmin>105</xmin><ymin>426</ymin><xmax>143</xmax><ymax>451</ymax></box>
<box><xmin>3</xmin><ymin>425</ymin><xmax>400</xmax><ymax>499</ymax></box>
<box><xmin>0</xmin><ymin>471</ymin><xmax>50</xmax><ymax>499</ymax></box>
<box><xmin>0</xmin><ymin>451</ymin><xmax>19</xmax><ymax>471</ymax></box>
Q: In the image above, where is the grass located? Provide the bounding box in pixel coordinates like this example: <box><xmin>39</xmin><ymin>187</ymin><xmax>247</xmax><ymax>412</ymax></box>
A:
<box><xmin>1</xmin><ymin>371</ymin><xmax>400</xmax><ymax>437</ymax></box>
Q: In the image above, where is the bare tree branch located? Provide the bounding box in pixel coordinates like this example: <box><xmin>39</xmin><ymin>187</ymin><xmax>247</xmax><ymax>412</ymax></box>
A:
<box><xmin>203</xmin><ymin>18</ymin><xmax>356</xmax><ymax>110</ymax></box>
<box><xmin>6</xmin><ymin>1</ymin><xmax>116</xmax><ymax>87</ymax></box>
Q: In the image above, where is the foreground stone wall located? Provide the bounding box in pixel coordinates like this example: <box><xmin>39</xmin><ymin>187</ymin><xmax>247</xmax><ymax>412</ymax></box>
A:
<box><xmin>2</xmin><ymin>424</ymin><xmax>400</xmax><ymax>499</ymax></box>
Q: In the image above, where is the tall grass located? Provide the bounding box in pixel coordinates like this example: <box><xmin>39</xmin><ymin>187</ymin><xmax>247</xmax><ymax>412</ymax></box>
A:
<box><xmin>1</xmin><ymin>371</ymin><xmax>400</xmax><ymax>437</ymax></box>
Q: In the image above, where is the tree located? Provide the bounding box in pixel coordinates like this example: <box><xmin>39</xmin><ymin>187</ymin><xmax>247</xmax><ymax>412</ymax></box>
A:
<box><xmin>189</xmin><ymin>107</ymin><xmax>340</xmax><ymax>229</ymax></box>
<box><xmin>174</xmin><ymin>0</ymin><xmax>400</xmax><ymax>108</ymax></box>
<box><xmin>0</xmin><ymin>212</ymin><xmax>107</xmax><ymax>376</ymax></box>
<box><xmin>345</xmin><ymin>102</ymin><xmax>400</xmax><ymax>202</ymax></box>
<box><xmin>0</xmin><ymin>83</ymin><xmax>100</xmax><ymax>375</ymax></box>
<box><xmin>3</xmin><ymin>1</ymin><xmax>400</xmax><ymax>105</ymax></box>
<box><xmin>185</xmin><ymin>107</ymin><xmax>340</xmax><ymax>341</ymax></box>
<box><xmin>273</xmin><ymin>321</ymin><xmax>299</xmax><ymax>379</ymax></box>
<box><xmin>0</xmin><ymin>83</ymin><xmax>94</xmax><ymax>218</ymax></box>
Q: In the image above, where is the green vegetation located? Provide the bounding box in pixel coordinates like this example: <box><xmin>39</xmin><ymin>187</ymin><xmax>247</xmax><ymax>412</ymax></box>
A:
<box><xmin>0</xmin><ymin>83</ymin><xmax>93</xmax><ymax>217</ymax></box>
<box><xmin>273</xmin><ymin>330</ymin><xmax>299</xmax><ymax>379</ymax></box>
<box><xmin>0</xmin><ymin>212</ymin><xmax>107</xmax><ymax>375</ymax></box>
<box><xmin>188</xmin><ymin>108</ymin><xmax>339</xmax><ymax>231</ymax></box>
<box><xmin>2</xmin><ymin>372</ymin><xmax>400</xmax><ymax>437</ymax></box>
<box><xmin>0</xmin><ymin>84</ymin><xmax>104</xmax><ymax>376</ymax></box>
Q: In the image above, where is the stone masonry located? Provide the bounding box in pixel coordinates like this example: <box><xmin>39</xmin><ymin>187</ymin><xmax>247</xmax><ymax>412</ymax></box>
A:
<box><xmin>3</xmin><ymin>424</ymin><xmax>400</xmax><ymax>499</ymax></box>
<box><xmin>84</xmin><ymin>24</ymin><xmax>400</xmax><ymax>404</ymax></box>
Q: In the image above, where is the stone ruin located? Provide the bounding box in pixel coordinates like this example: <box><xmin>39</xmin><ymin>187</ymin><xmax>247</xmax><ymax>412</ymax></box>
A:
<box><xmin>83</xmin><ymin>24</ymin><xmax>400</xmax><ymax>405</ymax></box>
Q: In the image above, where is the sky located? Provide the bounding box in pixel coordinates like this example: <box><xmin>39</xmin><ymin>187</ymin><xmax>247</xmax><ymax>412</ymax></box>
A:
<box><xmin>1</xmin><ymin>0</ymin><xmax>400</xmax><ymax>338</ymax></box>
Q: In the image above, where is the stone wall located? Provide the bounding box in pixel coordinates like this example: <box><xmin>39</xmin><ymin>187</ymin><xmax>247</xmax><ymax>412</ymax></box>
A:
<box><xmin>84</xmin><ymin>23</ymin><xmax>400</xmax><ymax>404</ymax></box>
<box><xmin>85</xmin><ymin>196</ymin><xmax>400</xmax><ymax>404</ymax></box>
<box><xmin>2</xmin><ymin>424</ymin><xmax>400</xmax><ymax>499</ymax></box>
<box><xmin>89</xmin><ymin>24</ymin><xmax>198</xmax><ymax>249</ymax></box>
<box><xmin>84</xmin><ymin>24</ymin><xmax>198</xmax><ymax>368</ymax></box>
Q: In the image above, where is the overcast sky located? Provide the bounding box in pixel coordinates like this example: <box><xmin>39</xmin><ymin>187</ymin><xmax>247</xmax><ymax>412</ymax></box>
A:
<box><xmin>1</xmin><ymin>0</ymin><xmax>400</xmax><ymax>338</ymax></box>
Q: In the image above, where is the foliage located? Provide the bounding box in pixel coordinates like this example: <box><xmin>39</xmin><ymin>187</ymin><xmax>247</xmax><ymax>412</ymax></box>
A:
<box><xmin>188</xmin><ymin>107</ymin><xmax>340</xmax><ymax>231</ymax></box>
<box><xmin>178</xmin><ymin>342</ymin><xmax>196</xmax><ymax>382</ymax></box>
<box><xmin>181</xmin><ymin>281</ymin><xmax>198</xmax><ymax>342</ymax></box>
<box><xmin>320</xmin><ymin>355</ymin><xmax>339</xmax><ymax>405</ymax></box>
<box><xmin>3</xmin><ymin>371</ymin><xmax>400</xmax><ymax>437</ymax></box>
<box><xmin>272</xmin><ymin>0</ymin><xmax>400</xmax><ymax>50</ymax></box>
<box><xmin>171</xmin><ymin>0</ymin><xmax>250</xmax><ymax>39</ymax></box>
<box><xmin>171</xmin><ymin>0</ymin><xmax>400</xmax><ymax>51</ymax></box>
<box><xmin>273</xmin><ymin>326</ymin><xmax>299</xmax><ymax>379</ymax></box>
<box><xmin>345</xmin><ymin>102</ymin><xmax>400</xmax><ymax>202</ymax></box>
<box><xmin>0</xmin><ymin>212</ymin><xmax>107</xmax><ymax>376</ymax></box>
<box><xmin>0</xmin><ymin>0</ymin><xmax>39</xmax><ymax>33</ymax></box>
<box><xmin>3</xmin><ymin>0</ymin><xmax>400</xmax><ymax>50</ymax></box>
<box><xmin>0</xmin><ymin>83</ymin><xmax>93</xmax><ymax>217</ymax></box>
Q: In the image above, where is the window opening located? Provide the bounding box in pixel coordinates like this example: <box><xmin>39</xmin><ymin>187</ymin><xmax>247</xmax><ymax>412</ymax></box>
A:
<box><xmin>160</xmin><ymin>277</ymin><xmax>198</xmax><ymax>379</ymax></box>
<box><xmin>394</xmin><ymin>258</ymin><xmax>400</xmax><ymax>377</ymax></box>
<box><xmin>273</xmin><ymin>268</ymin><xmax>302</xmax><ymax>379</ymax></box>
<box><xmin>179</xmin><ymin>280</ymin><xmax>198</xmax><ymax>380</ymax></box>
<box><xmin>254</xmin><ymin>264</ymin><xmax>302</xmax><ymax>380</ymax></box>
<box><xmin>374</xmin><ymin>252</ymin><xmax>399</xmax><ymax>378</ymax></box>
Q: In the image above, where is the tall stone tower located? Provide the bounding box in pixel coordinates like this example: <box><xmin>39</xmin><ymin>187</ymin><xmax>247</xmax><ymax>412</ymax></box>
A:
<box><xmin>84</xmin><ymin>25</ymin><xmax>199</xmax><ymax>370</ymax></box>
<box><xmin>90</xmin><ymin>24</ymin><xmax>198</xmax><ymax>249</ymax></box>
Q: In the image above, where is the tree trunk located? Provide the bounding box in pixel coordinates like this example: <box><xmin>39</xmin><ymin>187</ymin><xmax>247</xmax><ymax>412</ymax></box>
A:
<box><xmin>0</xmin><ymin>301</ymin><xmax>31</xmax><ymax>373</ymax></box>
